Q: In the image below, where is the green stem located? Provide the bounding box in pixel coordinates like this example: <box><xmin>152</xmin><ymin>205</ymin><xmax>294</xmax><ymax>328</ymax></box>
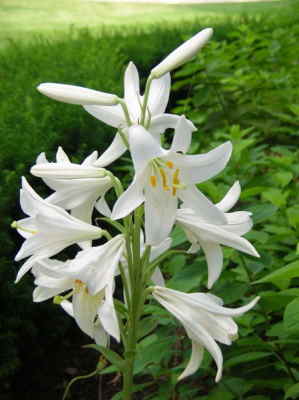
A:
<box><xmin>140</xmin><ymin>76</ymin><xmax>153</xmax><ymax>126</ymax></box>
<box><xmin>119</xmin><ymin>99</ymin><xmax>132</xmax><ymax>127</ymax></box>
<box><xmin>118</xmin><ymin>128</ymin><xmax>130</xmax><ymax>149</ymax></box>
<box><xmin>272</xmin><ymin>343</ymin><xmax>297</xmax><ymax>383</ymax></box>
<box><xmin>122</xmin><ymin>206</ymin><xmax>148</xmax><ymax>400</ymax></box>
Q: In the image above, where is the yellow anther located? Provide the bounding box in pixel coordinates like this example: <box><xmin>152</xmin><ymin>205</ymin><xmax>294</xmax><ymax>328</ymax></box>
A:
<box><xmin>74</xmin><ymin>280</ymin><xmax>89</xmax><ymax>294</ymax></box>
<box><xmin>166</xmin><ymin>161</ymin><xmax>174</xmax><ymax>169</ymax></box>
<box><xmin>173</xmin><ymin>168</ymin><xmax>180</xmax><ymax>185</ymax></box>
<box><xmin>159</xmin><ymin>168</ymin><xmax>170</xmax><ymax>191</ymax></box>
<box><xmin>74</xmin><ymin>279</ymin><xmax>84</xmax><ymax>293</ymax></box>
<box><xmin>150</xmin><ymin>175</ymin><xmax>157</xmax><ymax>188</ymax></box>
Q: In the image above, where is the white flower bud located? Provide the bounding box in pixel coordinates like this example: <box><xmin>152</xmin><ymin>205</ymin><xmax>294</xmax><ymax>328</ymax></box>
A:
<box><xmin>37</xmin><ymin>83</ymin><xmax>119</xmax><ymax>106</ymax></box>
<box><xmin>150</xmin><ymin>28</ymin><xmax>213</xmax><ymax>79</ymax></box>
<box><xmin>31</xmin><ymin>163</ymin><xmax>108</xmax><ymax>179</ymax></box>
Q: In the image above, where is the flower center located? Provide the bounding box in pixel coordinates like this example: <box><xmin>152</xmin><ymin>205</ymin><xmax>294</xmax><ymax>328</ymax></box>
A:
<box><xmin>74</xmin><ymin>279</ymin><xmax>89</xmax><ymax>294</ymax></box>
<box><xmin>149</xmin><ymin>159</ymin><xmax>185</xmax><ymax>196</ymax></box>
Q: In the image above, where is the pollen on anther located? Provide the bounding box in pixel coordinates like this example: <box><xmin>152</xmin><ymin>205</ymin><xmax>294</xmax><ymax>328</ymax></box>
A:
<box><xmin>172</xmin><ymin>169</ymin><xmax>180</xmax><ymax>196</ymax></box>
<box><xmin>173</xmin><ymin>168</ymin><xmax>180</xmax><ymax>185</ymax></box>
<box><xmin>166</xmin><ymin>161</ymin><xmax>174</xmax><ymax>169</ymax></box>
<box><xmin>150</xmin><ymin>175</ymin><xmax>157</xmax><ymax>187</ymax></box>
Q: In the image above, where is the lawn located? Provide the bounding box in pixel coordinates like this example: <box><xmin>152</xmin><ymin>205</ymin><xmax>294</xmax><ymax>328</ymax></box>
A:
<box><xmin>0</xmin><ymin>0</ymin><xmax>288</xmax><ymax>43</ymax></box>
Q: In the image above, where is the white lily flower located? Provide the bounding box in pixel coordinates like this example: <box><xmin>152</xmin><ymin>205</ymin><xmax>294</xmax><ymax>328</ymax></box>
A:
<box><xmin>177</xmin><ymin>181</ymin><xmax>259</xmax><ymax>289</ymax></box>
<box><xmin>112</xmin><ymin>120</ymin><xmax>232</xmax><ymax>245</ymax></box>
<box><xmin>140</xmin><ymin>231</ymin><xmax>172</xmax><ymax>286</ymax></box>
<box><xmin>32</xmin><ymin>234</ymin><xmax>125</xmax><ymax>343</ymax></box>
<box><xmin>57</xmin><ymin>234</ymin><xmax>125</xmax><ymax>342</ymax></box>
<box><xmin>37</xmin><ymin>83</ymin><xmax>119</xmax><ymax>106</ymax></box>
<box><xmin>32</xmin><ymin>259</ymin><xmax>108</xmax><ymax>346</ymax></box>
<box><xmin>14</xmin><ymin>178</ymin><xmax>104</xmax><ymax>283</ymax></box>
<box><xmin>31</xmin><ymin>147</ymin><xmax>113</xmax><ymax>225</ymax></box>
<box><xmin>152</xmin><ymin>286</ymin><xmax>259</xmax><ymax>382</ymax></box>
<box><xmin>151</xmin><ymin>28</ymin><xmax>213</xmax><ymax>79</ymax></box>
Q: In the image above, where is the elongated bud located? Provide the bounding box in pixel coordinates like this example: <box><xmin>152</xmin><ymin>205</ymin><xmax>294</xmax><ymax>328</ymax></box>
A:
<box><xmin>37</xmin><ymin>83</ymin><xmax>119</xmax><ymax>106</ymax></box>
<box><xmin>150</xmin><ymin>28</ymin><xmax>213</xmax><ymax>79</ymax></box>
<box><xmin>31</xmin><ymin>163</ymin><xmax>109</xmax><ymax>179</ymax></box>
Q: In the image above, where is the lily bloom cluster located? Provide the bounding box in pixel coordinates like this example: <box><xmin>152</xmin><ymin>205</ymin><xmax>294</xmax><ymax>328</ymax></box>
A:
<box><xmin>13</xmin><ymin>28</ymin><xmax>260</xmax><ymax>383</ymax></box>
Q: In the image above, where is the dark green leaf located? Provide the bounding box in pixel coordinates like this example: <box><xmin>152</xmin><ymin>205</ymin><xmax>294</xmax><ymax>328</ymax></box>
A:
<box><xmin>285</xmin><ymin>383</ymin><xmax>299</xmax><ymax>399</ymax></box>
<box><xmin>284</xmin><ymin>298</ymin><xmax>299</xmax><ymax>336</ymax></box>
<box><xmin>225</xmin><ymin>352</ymin><xmax>273</xmax><ymax>368</ymax></box>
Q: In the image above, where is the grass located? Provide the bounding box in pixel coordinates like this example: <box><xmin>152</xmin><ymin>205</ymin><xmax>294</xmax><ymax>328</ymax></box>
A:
<box><xmin>0</xmin><ymin>0</ymin><xmax>289</xmax><ymax>43</ymax></box>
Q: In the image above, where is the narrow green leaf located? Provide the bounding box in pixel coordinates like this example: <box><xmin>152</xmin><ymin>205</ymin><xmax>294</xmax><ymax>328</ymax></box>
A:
<box><xmin>84</xmin><ymin>344</ymin><xmax>125</xmax><ymax>371</ymax></box>
<box><xmin>254</xmin><ymin>260</ymin><xmax>299</xmax><ymax>289</ymax></box>
<box><xmin>111</xmin><ymin>391</ymin><xmax>123</xmax><ymax>400</ymax></box>
<box><xmin>137</xmin><ymin>316</ymin><xmax>158</xmax><ymax>340</ymax></box>
<box><xmin>225</xmin><ymin>352</ymin><xmax>272</xmax><ymax>368</ymax></box>
<box><xmin>247</xmin><ymin>203</ymin><xmax>277</xmax><ymax>223</ymax></box>
<box><xmin>171</xmin><ymin>225</ymin><xmax>186</xmax><ymax>247</ymax></box>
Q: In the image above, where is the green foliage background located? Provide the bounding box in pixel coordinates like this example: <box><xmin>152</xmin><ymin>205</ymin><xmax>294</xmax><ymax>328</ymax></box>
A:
<box><xmin>1</xmin><ymin>1</ymin><xmax>299</xmax><ymax>399</ymax></box>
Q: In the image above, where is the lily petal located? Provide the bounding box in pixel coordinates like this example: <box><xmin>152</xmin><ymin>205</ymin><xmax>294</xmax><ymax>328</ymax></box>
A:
<box><xmin>170</xmin><ymin>115</ymin><xmax>196</xmax><ymax>154</ymax></box>
<box><xmin>178</xmin><ymin>185</ymin><xmax>227</xmax><ymax>225</ymax></box>
<box><xmin>95</xmin><ymin>196</ymin><xmax>112</xmax><ymax>217</ymax></box>
<box><xmin>148</xmin><ymin>73</ymin><xmax>171</xmax><ymax>116</ymax></box>
<box><xmin>93</xmin><ymin>133</ymin><xmax>127</xmax><ymax>167</ymax></box>
<box><xmin>72</xmin><ymin>288</ymin><xmax>102</xmax><ymax>339</ymax></box>
<box><xmin>198</xmin><ymin>223</ymin><xmax>259</xmax><ymax>257</ymax></box>
<box><xmin>216</xmin><ymin>181</ymin><xmax>241</xmax><ymax>212</ymax></box>
<box><xmin>172</xmin><ymin>141</ymin><xmax>232</xmax><ymax>185</ymax></box>
<box><xmin>150</xmin><ymin>113</ymin><xmax>195</xmax><ymax>136</ymax></box>
<box><xmin>98</xmin><ymin>282</ymin><xmax>120</xmax><ymax>342</ymax></box>
<box><xmin>128</xmin><ymin>125</ymin><xmax>166</xmax><ymax>172</ymax></box>
<box><xmin>151</xmin><ymin>267</ymin><xmax>165</xmax><ymax>286</ymax></box>
<box><xmin>200</xmin><ymin>241</ymin><xmax>223</xmax><ymax>289</ymax></box>
<box><xmin>84</xmin><ymin>104</ymin><xmax>124</xmax><ymax>128</ymax></box>
<box><xmin>111</xmin><ymin>170</ymin><xmax>146</xmax><ymax>220</ymax></box>
<box><xmin>124</xmin><ymin>62</ymin><xmax>141</xmax><ymax>122</ymax></box>
<box><xmin>150</xmin><ymin>237</ymin><xmax>172</xmax><ymax>261</ymax></box>
<box><xmin>144</xmin><ymin>184</ymin><xmax>177</xmax><ymax>245</ymax></box>
<box><xmin>56</xmin><ymin>146</ymin><xmax>71</xmax><ymax>163</ymax></box>
<box><xmin>178</xmin><ymin>340</ymin><xmax>204</xmax><ymax>381</ymax></box>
